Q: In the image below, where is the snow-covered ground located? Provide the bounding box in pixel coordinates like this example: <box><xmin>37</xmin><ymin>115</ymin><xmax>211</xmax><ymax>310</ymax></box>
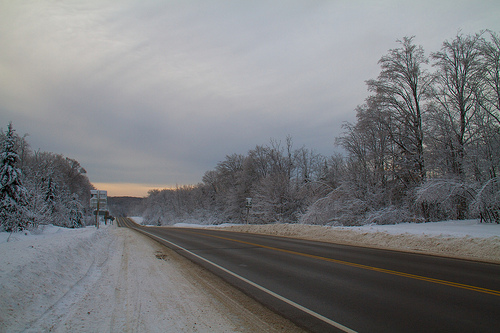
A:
<box><xmin>0</xmin><ymin>223</ymin><xmax>303</xmax><ymax>333</ymax></box>
<box><xmin>341</xmin><ymin>219</ymin><xmax>500</xmax><ymax>238</ymax></box>
<box><xmin>1</xmin><ymin>219</ymin><xmax>499</xmax><ymax>332</ymax></box>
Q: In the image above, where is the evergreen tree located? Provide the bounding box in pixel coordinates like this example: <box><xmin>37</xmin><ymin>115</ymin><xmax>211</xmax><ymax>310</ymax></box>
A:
<box><xmin>0</xmin><ymin>123</ymin><xmax>29</xmax><ymax>232</ymax></box>
<box><xmin>43</xmin><ymin>176</ymin><xmax>57</xmax><ymax>218</ymax></box>
<box><xmin>68</xmin><ymin>193</ymin><xmax>84</xmax><ymax>228</ymax></box>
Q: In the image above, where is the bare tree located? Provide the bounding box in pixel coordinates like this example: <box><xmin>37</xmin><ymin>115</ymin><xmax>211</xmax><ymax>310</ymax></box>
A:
<box><xmin>337</xmin><ymin>99</ymin><xmax>392</xmax><ymax>191</ymax></box>
<box><xmin>367</xmin><ymin>36</ymin><xmax>432</xmax><ymax>184</ymax></box>
<box><xmin>431</xmin><ymin>32</ymin><xmax>484</xmax><ymax>179</ymax></box>
<box><xmin>473</xmin><ymin>31</ymin><xmax>500</xmax><ymax>179</ymax></box>
<box><xmin>478</xmin><ymin>31</ymin><xmax>500</xmax><ymax>126</ymax></box>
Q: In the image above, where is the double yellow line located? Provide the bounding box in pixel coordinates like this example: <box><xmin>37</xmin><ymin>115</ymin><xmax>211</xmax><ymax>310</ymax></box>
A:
<box><xmin>187</xmin><ymin>230</ymin><xmax>500</xmax><ymax>297</ymax></box>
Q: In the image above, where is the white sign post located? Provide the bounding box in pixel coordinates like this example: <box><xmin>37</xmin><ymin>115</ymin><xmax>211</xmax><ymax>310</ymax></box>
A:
<box><xmin>245</xmin><ymin>198</ymin><xmax>252</xmax><ymax>224</ymax></box>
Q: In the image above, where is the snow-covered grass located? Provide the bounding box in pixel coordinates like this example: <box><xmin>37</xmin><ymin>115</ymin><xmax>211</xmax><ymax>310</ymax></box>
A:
<box><xmin>0</xmin><ymin>224</ymin><xmax>81</xmax><ymax>243</ymax></box>
<box><xmin>0</xmin><ymin>223</ymin><xmax>302</xmax><ymax>333</ymax></box>
<box><xmin>173</xmin><ymin>222</ymin><xmax>242</xmax><ymax>229</ymax></box>
<box><xmin>338</xmin><ymin>219</ymin><xmax>500</xmax><ymax>238</ymax></box>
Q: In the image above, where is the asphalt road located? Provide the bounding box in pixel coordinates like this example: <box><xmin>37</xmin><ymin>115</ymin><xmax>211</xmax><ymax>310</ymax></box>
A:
<box><xmin>117</xmin><ymin>217</ymin><xmax>500</xmax><ymax>333</ymax></box>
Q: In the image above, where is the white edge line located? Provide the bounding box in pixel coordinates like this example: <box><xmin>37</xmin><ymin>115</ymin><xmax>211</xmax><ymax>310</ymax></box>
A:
<box><xmin>137</xmin><ymin>228</ymin><xmax>357</xmax><ymax>333</ymax></box>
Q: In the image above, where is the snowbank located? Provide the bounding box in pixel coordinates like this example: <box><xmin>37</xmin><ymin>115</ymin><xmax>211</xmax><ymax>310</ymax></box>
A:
<box><xmin>0</xmin><ymin>224</ymin><xmax>302</xmax><ymax>332</ymax></box>
<box><xmin>173</xmin><ymin>222</ymin><xmax>242</xmax><ymax>229</ymax></box>
<box><xmin>342</xmin><ymin>219</ymin><xmax>500</xmax><ymax>238</ymax></box>
<box><xmin>129</xmin><ymin>216</ymin><xmax>144</xmax><ymax>224</ymax></box>
<box><xmin>212</xmin><ymin>220</ymin><xmax>500</xmax><ymax>264</ymax></box>
<box><xmin>0</xmin><ymin>225</ymin><xmax>110</xmax><ymax>332</ymax></box>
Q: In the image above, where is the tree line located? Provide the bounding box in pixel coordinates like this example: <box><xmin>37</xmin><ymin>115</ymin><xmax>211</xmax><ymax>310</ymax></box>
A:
<box><xmin>0</xmin><ymin>123</ymin><xmax>93</xmax><ymax>232</ymax></box>
<box><xmin>143</xmin><ymin>31</ymin><xmax>500</xmax><ymax>226</ymax></box>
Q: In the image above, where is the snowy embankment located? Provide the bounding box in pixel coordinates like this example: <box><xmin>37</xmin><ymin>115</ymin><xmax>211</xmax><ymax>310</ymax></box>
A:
<box><xmin>208</xmin><ymin>219</ymin><xmax>500</xmax><ymax>264</ymax></box>
<box><xmin>0</xmin><ymin>224</ymin><xmax>302</xmax><ymax>333</ymax></box>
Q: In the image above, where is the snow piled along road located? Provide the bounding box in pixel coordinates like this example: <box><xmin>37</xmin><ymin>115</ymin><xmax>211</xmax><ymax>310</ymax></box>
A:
<box><xmin>0</xmin><ymin>220</ymin><xmax>499</xmax><ymax>332</ymax></box>
<box><xmin>0</xmin><ymin>224</ymin><xmax>303</xmax><ymax>333</ymax></box>
<box><xmin>214</xmin><ymin>219</ymin><xmax>500</xmax><ymax>264</ymax></box>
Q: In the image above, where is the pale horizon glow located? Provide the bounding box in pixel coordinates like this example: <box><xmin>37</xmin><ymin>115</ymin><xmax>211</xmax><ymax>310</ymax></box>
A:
<box><xmin>92</xmin><ymin>183</ymin><xmax>176</xmax><ymax>198</ymax></box>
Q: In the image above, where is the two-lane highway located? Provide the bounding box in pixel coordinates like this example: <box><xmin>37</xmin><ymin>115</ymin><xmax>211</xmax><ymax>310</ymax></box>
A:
<box><xmin>117</xmin><ymin>217</ymin><xmax>500</xmax><ymax>332</ymax></box>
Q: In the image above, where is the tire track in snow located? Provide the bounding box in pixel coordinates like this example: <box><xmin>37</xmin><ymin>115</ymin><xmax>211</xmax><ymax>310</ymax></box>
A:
<box><xmin>23</xmin><ymin>234</ymin><xmax>113</xmax><ymax>332</ymax></box>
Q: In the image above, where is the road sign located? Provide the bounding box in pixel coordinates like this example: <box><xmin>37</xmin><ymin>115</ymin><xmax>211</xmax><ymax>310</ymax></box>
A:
<box><xmin>90</xmin><ymin>190</ymin><xmax>107</xmax><ymax>210</ymax></box>
<box><xmin>91</xmin><ymin>190</ymin><xmax>108</xmax><ymax>229</ymax></box>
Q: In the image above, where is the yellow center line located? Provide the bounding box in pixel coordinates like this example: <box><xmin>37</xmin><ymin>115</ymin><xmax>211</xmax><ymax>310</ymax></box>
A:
<box><xmin>184</xmin><ymin>229</ymin><xmax>500</xmax><ymax>297</ymax></box>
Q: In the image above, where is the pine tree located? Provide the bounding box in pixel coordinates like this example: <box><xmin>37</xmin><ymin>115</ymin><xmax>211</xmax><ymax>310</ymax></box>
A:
<box><xmin>44</xmin><ymin>176</ymin><xmax>57</xmax><ymax>218</ymax></box>
<box><xmin>0</xmin><ymin>123</ymin><xmax>29</xmax><ymax>232</ymax></box>
<box><xmin>68</xmin><ymin>193</ymin><xmax>84</xmax><ymax>228</ymax></box>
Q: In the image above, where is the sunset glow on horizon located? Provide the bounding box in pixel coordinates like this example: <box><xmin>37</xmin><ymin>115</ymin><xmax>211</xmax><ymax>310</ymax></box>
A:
<box><xmin>92</xmin><ymin>183</ymin><xmax>176</xmax><ymax>198</ymax></box>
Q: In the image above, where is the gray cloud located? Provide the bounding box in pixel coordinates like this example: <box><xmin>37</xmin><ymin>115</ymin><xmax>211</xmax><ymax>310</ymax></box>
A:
<box><xmin>1</xmin><ymin>0</ymin><xmax>499</xmax><ymax>194</ymax></box>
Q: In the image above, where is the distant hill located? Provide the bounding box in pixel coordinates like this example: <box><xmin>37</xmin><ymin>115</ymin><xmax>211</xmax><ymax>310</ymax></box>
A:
<box><xmin>107</xmin><ymin>196</ymin><xmax>145</xmax><ymax>217</ymax></box>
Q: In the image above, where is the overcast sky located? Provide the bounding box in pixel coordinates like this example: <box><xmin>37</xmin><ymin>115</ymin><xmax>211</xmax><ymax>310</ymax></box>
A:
<box><xmin>1</xmin><ymin>0</ymin><xmax>499</xmax><ymax>196</ymax></box>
